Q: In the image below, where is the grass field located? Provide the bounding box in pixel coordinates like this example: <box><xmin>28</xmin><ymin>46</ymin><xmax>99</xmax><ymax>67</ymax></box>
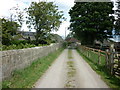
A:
<box><xmin>79</xmin><ymin>48</ymin><xmax>106</xmax><ymax>66</ymax></box>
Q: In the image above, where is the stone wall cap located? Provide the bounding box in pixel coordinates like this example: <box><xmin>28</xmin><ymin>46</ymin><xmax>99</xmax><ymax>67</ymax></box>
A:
<box><xmin>1</xmin><ymin>43</ymin><xmax>60</xmax><ymax>52</ymax></box>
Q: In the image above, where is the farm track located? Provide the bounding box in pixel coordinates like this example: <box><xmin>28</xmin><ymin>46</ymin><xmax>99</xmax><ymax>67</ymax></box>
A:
<box><xmin>34</xmin><ymin>49</ymin><xmax>108</xmax><ymax>88</ymax></box>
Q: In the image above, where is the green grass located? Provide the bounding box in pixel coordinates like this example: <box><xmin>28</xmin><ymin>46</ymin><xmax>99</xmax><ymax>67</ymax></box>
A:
<box><xmin>77</xmin><ymin>49</ymin><xmax>120</xmax><ymax>89</ymax></box>
<box><xmin>88</xmin><ymin>50</ymin><xmax>99</xmax><ymax>63</ymax></box>
<box><xmin>81</xmin><ymin>49</ymin><xmax>106</xmax><ymax>66</ymax></box>
<box><xmin>2</xmin><ymin>48</ymin><xmax>64</xmax><ymax>88</ymax></box>
<box><xmin>65</xmin><ymin>61</ymin><xmax>76</xmax><ymax>88</ymax></box>
<box><xmin>68</xmin><ymin>49</ymin><xmax>73</xmax><ymax>59</ymax></box>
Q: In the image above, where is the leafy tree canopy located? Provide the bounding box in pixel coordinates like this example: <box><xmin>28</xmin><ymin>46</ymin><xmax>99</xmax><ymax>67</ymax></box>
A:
<box><xmin>26</xmin><ymin>1</ymin><xmax>64</xmax><ymax>45</ymax></box>
<box><xmin>115</xmin><ymin>1</ymin><xmax>120</xmax><ymax>35</ymax></box>
<box><xmin>69</xmin><ymin>2</ymin><xmax>114</xmax><ymax>45</ymax></box>
<box><xmin>1</xmin><ymin>18</ymin><xmax>20</xmax><ymax>45</ymax></box>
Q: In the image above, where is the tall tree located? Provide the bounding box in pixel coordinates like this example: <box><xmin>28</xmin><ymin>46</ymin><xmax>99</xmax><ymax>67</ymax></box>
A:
<box><xmin>1</xmin><ymin>18</ymin><xmax>20</xmax><ymax>45</ymax></box>
<box><xmin>115</xmin><ymin>1</ymin><xmax>120</xmax><ymax>35</ymax></box>
<box><xmin>69</xmin><ymin>2</ymin><xmax>114</xmax><ymax>45</ymax></box>
<box><xmin>26</xmin><ymin>2</ymin><xmax>64</xmax><ymax>45</ymax></box>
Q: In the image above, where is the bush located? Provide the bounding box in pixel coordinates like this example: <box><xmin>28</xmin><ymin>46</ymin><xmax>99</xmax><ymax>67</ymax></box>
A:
<box><xmin>2</xmin><ymin>43</ymin><xmax>37</xmax><ymax>51</ymax></box>
<box><xmin>2</xmin><ymin>40</ymin><xmax>51</xmax><ymax>51</ymax></box>
<box><xmin>11</xmin><ymin>40</ymin><xmax>28</xmax><ymax>45</ymax></box>
<box><xmin>62</xmin><ymin>42</ymin><xmax>68</xmax><ymax>48</ymax></box>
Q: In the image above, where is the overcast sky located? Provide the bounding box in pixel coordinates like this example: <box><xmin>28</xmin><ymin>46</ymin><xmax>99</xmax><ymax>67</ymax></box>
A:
<box><xmin>0</xmin><ymin>0</ymin><xmax>117</xmax><ymax>39</ymax></box>
<box><xmin>0</xmin><ymin>0</ymin><xmax>75</xmax><ymax>38</ymax></box>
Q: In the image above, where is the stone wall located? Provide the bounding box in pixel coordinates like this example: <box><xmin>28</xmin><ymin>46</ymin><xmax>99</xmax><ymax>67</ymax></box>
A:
<box><xmin>1</xmin><ymin>43</ymin><xmax>61</xmax><ymax>80</ymax></box>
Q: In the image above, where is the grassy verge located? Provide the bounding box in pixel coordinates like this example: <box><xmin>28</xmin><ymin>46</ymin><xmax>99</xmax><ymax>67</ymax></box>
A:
<box><xmin>2</xmin><ymin>48</ymin><xmax>64</xmax><ymax>88</ymax></box>
<box><xmin>77</xmin><ymin>49</ymin><xmax>120</xmax><ymax>89</ymax></box>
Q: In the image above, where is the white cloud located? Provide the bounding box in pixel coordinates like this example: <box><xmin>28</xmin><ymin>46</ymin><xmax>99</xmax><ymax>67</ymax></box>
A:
<box><xmin>1</xmin><ymin>0</ymin><xmax>117</xmax><ymax>38</ymax></box>
<box><xmin>0</xmin><ymin>0</ymin><xmax>75</xmax><ymax>37</ymax></box>
<box><xmin>0</xmin><ymin>0</ymin><xmax>30</xmax><ymax>17</ymax></box>
<box><xmin>47</xmin><ymin>0</ymin><xmax>75</xmax><ymax>38</ymax></box>
<box><xmin>0</xmin><ymin>0</ymin><xmax>16</xmax><ymax>17</ymax></box>
<box><xmin>53</xmin><ymin>0</ymin><xmax>75</xmax><ymax>21</ymax></box>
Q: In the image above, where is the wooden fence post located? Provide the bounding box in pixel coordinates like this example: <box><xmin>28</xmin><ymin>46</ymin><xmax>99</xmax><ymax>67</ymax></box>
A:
<box><xmin>105</xmin><ymin>49</ymin><xmax>109</xmax><ymax>69</ymax></box>
<box><xmin>118</xmin><ymin>57</ymin><xmax>120</xmax><ymax>76</ymax></box>
<box><xmin>109</xmin><ymin>44</ymin><xmax>115</xmax><ymax>75</ymax></box>
<box><xmin>98</xmin><ymin>50</ymin><xmax>101</xmax><ymax>65</ymax></box>
<box><xmin>88</xmin><ymin>49</ymin><xmax>89</xmax><ymax>58</ymax></box>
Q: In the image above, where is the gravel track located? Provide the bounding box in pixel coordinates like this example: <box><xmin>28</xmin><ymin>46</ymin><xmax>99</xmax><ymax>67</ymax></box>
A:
<box><xmin>34</xmin><ymin>49</ymin><xmax>109</xmax><ymax>88</ymax></box>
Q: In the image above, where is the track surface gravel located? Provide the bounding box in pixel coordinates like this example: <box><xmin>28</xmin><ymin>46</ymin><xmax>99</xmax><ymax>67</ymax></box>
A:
<box><xmin>34</xmin><ymin>49</ymin><xmax>108</xmax><ymax>88</ymax></box>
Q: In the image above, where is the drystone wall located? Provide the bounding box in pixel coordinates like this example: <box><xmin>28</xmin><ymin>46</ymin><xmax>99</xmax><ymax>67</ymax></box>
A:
<box><xmin>1</xmin><ymin>43</ymin><xmax>61</xmax><ymax>80</ymax></box>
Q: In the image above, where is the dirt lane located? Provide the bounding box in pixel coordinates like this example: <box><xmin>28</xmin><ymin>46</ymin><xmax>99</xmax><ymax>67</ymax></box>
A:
<box><xmin>72</xmin><ymin>49</ymin><xmax>108</xmax><ymax>88</ymax></box>
<box><xmin>34</xmin><ymin>49</ymin><xmax>68</xmax><ymax>88</ymax></box>
<box><xmin>34</xmin><ymin>49</ymin><xmax>109</xmax><ymax>88</ymax></box>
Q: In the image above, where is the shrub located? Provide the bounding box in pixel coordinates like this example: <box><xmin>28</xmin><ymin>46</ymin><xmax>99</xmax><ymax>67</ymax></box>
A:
<box><xmin>11</xmin><ymin>40</ymin><xmax>28</xmax><ymax>45</ymax></box>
